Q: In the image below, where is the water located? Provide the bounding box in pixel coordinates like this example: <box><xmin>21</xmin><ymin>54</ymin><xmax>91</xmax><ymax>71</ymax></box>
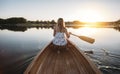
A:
<box><xmin>0</xmin><ymin>26</ymin><xmax>120</xmax><ymax>74</ymax></box>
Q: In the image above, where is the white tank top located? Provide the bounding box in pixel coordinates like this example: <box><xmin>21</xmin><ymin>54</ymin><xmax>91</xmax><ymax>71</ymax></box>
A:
<box><xmin>52</xmin><ymin>32</ymin><xmax>67</xmax><ymax>46</ymax></box>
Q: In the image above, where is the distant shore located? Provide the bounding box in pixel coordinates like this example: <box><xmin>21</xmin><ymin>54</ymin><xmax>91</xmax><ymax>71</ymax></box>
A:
<box><xmin>0</xmin><ymin>17</ymin><xmax>120</xmax><ymax>28</ymax></box>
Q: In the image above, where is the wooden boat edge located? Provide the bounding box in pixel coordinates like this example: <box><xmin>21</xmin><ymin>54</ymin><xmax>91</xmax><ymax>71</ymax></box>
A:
<box><xmin>24</xmin><ymin>40</ymin><xmax>102</xmax><ymax>74</ymax></box>
<box><xmin>24</xmin><ymin>41</ymin><xmax>52</xmax><ymax>74</ymax></box>
<box><xmin>68</xmin><ymin>40</ymin><xmax>102</xmax><ymax>74</ymax></box>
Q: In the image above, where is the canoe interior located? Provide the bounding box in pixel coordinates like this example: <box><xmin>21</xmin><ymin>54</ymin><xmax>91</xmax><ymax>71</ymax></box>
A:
<box><xmin>24</xmin><ymin>40</ymin><xmax>102</xmax><ymax>74</ymax></box>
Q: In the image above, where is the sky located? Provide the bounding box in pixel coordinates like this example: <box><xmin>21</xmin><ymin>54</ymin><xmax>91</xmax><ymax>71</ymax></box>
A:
<box><xmin>0</xmin><ymin>0</ymin><xmax>120</xmax><ymax>22</ymax></box>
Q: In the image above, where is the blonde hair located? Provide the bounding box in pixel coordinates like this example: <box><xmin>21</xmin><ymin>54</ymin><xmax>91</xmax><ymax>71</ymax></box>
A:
<box><xmin>56</xmin><ymin>18</ymin><xmax>65</xmax><ymax>32</ymax></box>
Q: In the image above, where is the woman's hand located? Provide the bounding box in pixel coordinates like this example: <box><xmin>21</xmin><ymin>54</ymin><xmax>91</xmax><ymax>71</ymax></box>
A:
<box><xmin>69</xmin><ymin>32</ymin><xmax>72</xmax><ymax>34</ymax></box>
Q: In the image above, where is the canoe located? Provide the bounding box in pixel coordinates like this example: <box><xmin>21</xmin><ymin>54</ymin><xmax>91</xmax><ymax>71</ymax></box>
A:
<box><xmin>24</xmin><ymin>40</ymin><xmax>102</xmax><ymax>74</ymax></box>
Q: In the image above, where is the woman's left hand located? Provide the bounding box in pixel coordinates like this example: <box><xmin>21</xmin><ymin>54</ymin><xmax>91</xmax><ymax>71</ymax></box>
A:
<box><xmin>69</xmin><ymin>32</ymin><xmax>72</xmax><ymax>34</ymax></box>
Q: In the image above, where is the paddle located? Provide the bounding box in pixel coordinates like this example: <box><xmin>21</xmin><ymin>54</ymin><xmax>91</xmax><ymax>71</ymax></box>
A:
<box><xmin>70</xmin><ymin>33</ymin><xmax>95</xmax><ymax>44</ymax></box>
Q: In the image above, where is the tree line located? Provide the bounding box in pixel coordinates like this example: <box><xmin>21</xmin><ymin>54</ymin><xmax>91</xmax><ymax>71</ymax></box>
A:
<box><xmin>1</xmin><ymin>17</ymin><xmax>119</xmax><ymax>27</ymax></box>
<box><xmin>0</xmin><ymin>17</ymin><xmax>83</xmax><ymax>25</ymax></box>
<box><xmin>0</xmin><ymin>17</ymin><xmax>57</xmax><ymax>25</ymax></box>
<box><xmin>0</xmin><ymin>17</ymin><xmax>27</xmax><ymax>24</ymax></box>
<box><xmin>115</xmin><ymin>19</ymin><xmax>120</xmax><ymax>26</ymax></box>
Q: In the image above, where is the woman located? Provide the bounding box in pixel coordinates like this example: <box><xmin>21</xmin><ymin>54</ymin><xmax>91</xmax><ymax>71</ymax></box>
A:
<box><xmin>52</xmin><ymin>18</ymin><xmax>70</xmax><ymax>53</ymax></box>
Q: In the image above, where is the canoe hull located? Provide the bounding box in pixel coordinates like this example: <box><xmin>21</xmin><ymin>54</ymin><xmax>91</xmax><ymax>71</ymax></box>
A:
<box><xmin>24</xmin><ymin>40</ymin><xmax>102</xmax><ymax>74</ymax></box>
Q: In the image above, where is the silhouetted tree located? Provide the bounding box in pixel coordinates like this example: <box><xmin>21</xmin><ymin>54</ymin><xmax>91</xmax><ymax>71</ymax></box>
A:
<box><xmin>5</xmin><ymin>17</ymin><xmax>27</xmax><ymax>24</ymax></box>
<box><xmin>35</xmin><ymin>20</ymin><xmax>40</xmax><ymax>24</ymax></box>
<box><xmin>73</xmin><ymin>21</ymin><xmax>81</xmax><ymax>24</ymax></box>
<box><xmin>0</xmin><ymin>18</ymin><xmax>5</xmax><ymax>24</ymax></box>
<box><xmin>50</xmin><ymin>20</ymin><xmax>56</xmax><ymax>24</ymax></box>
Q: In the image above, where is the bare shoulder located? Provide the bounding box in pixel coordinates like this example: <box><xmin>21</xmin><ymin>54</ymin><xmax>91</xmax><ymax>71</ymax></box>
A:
<box><xmin>64</xmin><ymin>27</ymin><xmax>67</xmax><ymax>30</ymax></box>
<box><xmin>53</xmin><ymin>25</ymin><xmax>56</xmax><ymax>28</ymax></box>
<box><xmin>53</xmin><ymin>25</ymin><xmax>57</xmax><ymax>30</ymax></box>
<box><xmin>63</xmin><ymin>27</ymin><xmax>68</xmax><ymax>32</ymax></box>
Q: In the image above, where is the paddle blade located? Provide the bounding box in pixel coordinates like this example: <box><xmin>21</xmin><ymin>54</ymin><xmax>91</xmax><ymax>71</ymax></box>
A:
<box><xmin>79</xmin><ymin>36</ymin><xmax>95</xmax><ymax>44</ymax></box>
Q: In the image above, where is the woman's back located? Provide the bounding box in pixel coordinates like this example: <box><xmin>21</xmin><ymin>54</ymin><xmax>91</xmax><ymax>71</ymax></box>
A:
<box><xmin>52</xmin><ymin>18</ymin><xmax>70</xmax><ymax>46</ymax></box>
<box><xmin>53</xmin><ymin>27</ymin><xmax>67</xmax><ymax>46</ymax></box>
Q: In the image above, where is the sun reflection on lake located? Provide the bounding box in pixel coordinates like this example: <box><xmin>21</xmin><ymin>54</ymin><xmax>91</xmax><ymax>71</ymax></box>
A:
<box><xmin>69</xmin><ymin>27</ymin><xmax>99</xmax><ymax>37</ymax></box>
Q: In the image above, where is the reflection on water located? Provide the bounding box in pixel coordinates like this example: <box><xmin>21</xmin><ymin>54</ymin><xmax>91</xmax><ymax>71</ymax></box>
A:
<box><xmin>113</xmin><ymin>26</ymin><xmax>120</xmax><ymax>32</ymax></box>
<box><xmin>0</xmin><ymin>26</ymin><xmax>27</xmax><ymax>32</ymax></box>
<box><xmin>0</xmin><ymin>26</ymin><xmax>120</xmax><ymax>74</ymax></box>
<box><xmin>0</xmin><ymin>25</ymin><xmax>120</xmax><ymax>32</ymax></box>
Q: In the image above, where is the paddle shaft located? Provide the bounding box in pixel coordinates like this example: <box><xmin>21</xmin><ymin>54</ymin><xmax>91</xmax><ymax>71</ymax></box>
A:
<box><xmin>70</xmin><ymin>33</ymin><xmax>95</xmax><ymax>44</ymax></box>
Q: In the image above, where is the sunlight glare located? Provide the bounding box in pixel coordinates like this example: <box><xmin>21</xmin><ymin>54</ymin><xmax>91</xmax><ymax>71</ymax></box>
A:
<box><xmin>80</xmin><ymin>10</ymin><xmax>103</xmax><ymax>22</ymax></box>
<box><xmin>73</xmin><ymin>27</ymin><xmax>98</xmax><ymax>36</ymax></box>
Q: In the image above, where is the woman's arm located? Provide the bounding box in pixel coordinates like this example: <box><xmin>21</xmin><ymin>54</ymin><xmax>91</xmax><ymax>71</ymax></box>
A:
<box><xmin>65</xmin><ymin>28</ymin><xmax>70</xmax><ymax>38</ymax></box>
<box><xmin>53</xmin><ymin>26</ymin><xmax>56</xmax><ymax>36</ymax></box>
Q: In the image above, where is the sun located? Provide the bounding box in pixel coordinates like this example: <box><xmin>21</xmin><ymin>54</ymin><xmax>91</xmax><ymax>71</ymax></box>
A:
<box><xmin>80</xmin><ymin>10</ymin><xmax>103</xmax><ymax>23</ymax></box>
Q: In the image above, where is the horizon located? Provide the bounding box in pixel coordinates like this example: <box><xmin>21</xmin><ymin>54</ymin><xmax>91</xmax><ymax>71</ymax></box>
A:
<box><xmin>0</xmin><ymin>0</ymin><xmax>120</xmax><ymax>22</ymax></box>
<box><xmin>0</xmin><ymin>17</ymin><xmax>117</xmax><ymax>23</ymax></box>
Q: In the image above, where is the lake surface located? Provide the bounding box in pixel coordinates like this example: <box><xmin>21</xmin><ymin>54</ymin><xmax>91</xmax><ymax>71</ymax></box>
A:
<box><xmin>0</xmin><ymin>27</ymin><xmax>120</xmax><ymax>74</ymax></box>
